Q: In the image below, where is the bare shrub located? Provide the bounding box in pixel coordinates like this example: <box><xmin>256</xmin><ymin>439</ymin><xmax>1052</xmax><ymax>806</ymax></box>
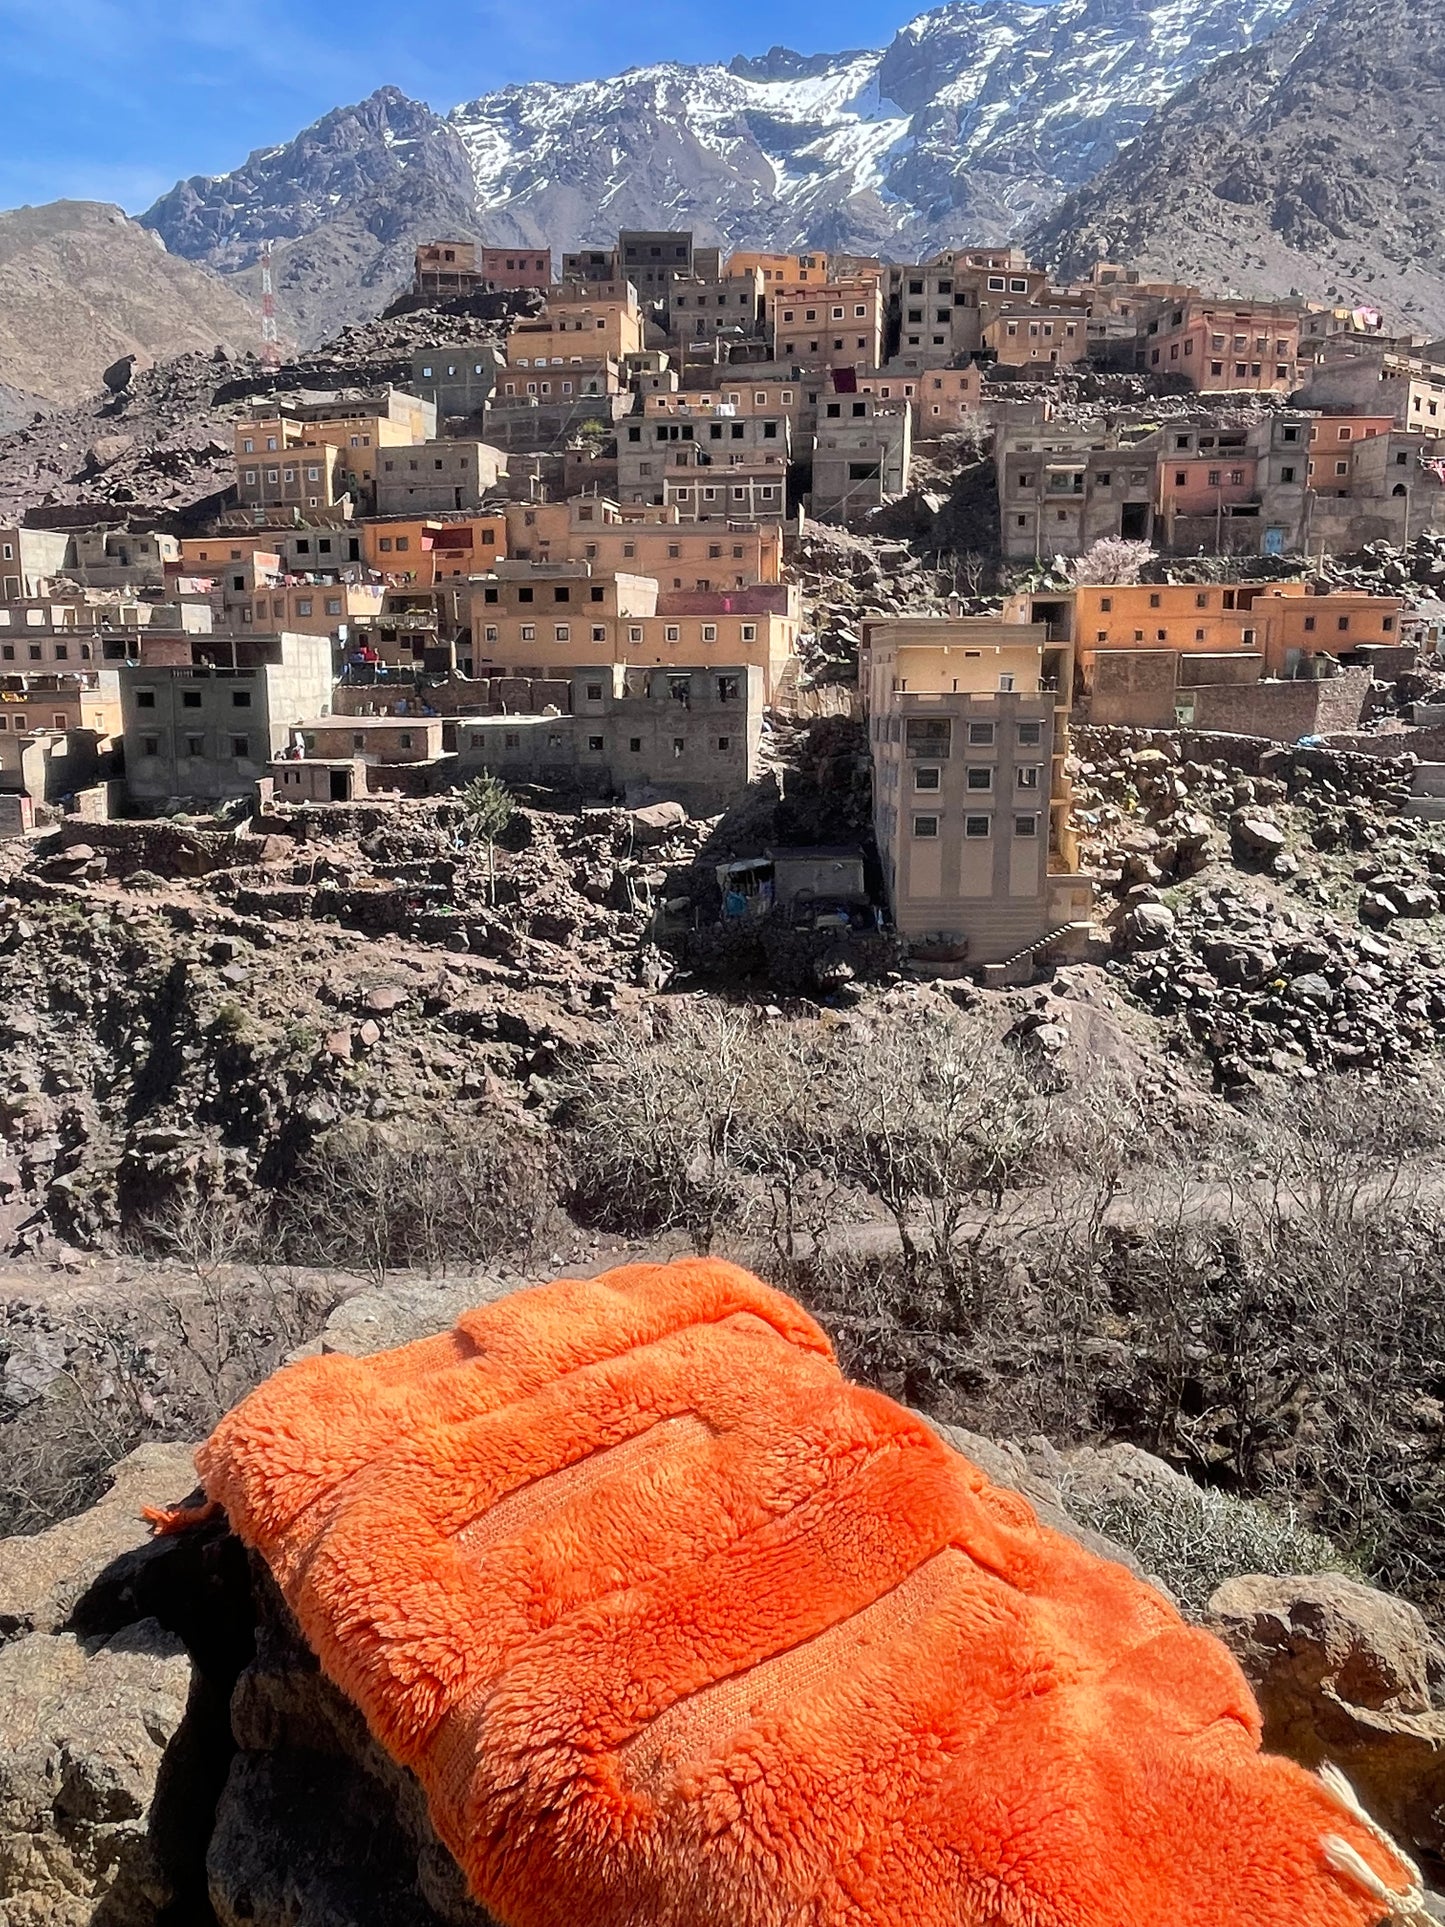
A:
<box><xmin>0</xmin><ymin>1197</ymin><xmax>340</xmax><ymax>1536</ymax></box>
<box><xmin>281</xmin><ymin>1112</ymin><xmax>553</xmax><ymax>1281</ymax></box>
<box><xmin>1062</xmin><ymin>537</ymin><xmax>1155</xmax><ymax>586</ymax></box>
<box><xmin>1058</xmin><ymin>1471</ymin><xmax>1352</xmax><ymax>1617</ymax></box>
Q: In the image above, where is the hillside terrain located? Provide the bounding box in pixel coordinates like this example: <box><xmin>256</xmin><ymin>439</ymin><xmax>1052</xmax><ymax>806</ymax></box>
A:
<box><xmin>139</xmin><ymin>0</ymin><xmax>1302</xmax><ymax>343</ymax></box>
<box><xmin>0</xmin><ymin>202</ymin><xmax>266</xmax><ymax>420</ymax></box>
<box><xmin>1032</xmin><ymin>0</ymin><xmax>1445</xmax><ymax>335</ymax></box>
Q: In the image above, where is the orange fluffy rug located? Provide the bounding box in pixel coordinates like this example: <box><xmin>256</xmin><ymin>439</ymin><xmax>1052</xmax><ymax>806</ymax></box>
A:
<box><xmin>193</xmin><ymin>1257</ymin><xmax>1423</xmax><ymax>1927</ymax></box>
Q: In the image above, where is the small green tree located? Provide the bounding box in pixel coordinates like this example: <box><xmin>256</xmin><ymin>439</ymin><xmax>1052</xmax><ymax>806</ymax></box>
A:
<box><xmin>459</xmin><ymin>773</ymin><xmax>514</xmax><ymax>903</ymax></box>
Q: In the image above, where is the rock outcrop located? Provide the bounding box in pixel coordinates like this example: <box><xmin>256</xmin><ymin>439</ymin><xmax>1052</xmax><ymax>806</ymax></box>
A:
<box><xmin>1210</xmin><ymin>1572</ymin><xmax>1445</xmax><ymax>1860</ymax></box>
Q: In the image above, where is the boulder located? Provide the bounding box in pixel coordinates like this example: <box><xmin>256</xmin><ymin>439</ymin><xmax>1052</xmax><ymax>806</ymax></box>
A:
<box><xmin>1231</xmin><ymin>813</ymin><xmax>1287</xmax><ymax>860</ymax></box>
<box><xmin>0</xmin><ymin>1618</ymin><xmax>192</xmax><ymax>1925</ymax></box>
<box><xmin>1202</xmin><ymin>941</ymin><xmax>1279</xmax><ymax>990</ymax></box>
<box><xmin>0</xmin><ymin>1441</ymin><xmax>199</xmax><ymax>1641</ymax></box>
<box><xmin>1209</xmin><ymin>1572</ymin><xmax>1445</xmax><ymax>1857</ymax></box>
<box><xmin>626</xmin><ymin>801</ymin><xmax>688</xmax><ymax>846</ymax></box>
<box><xmin>1116</xmin><ymin>901</ymin><xmax>1175</xmax><ymax>952</ymax></box>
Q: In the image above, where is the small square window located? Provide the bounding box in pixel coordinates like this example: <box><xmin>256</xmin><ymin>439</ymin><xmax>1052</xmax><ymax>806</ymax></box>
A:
<box><xmin>912</xmin><ymin>815</ymin><xmax>939</xmax><ymax>839</ymax></box>
<box><xmin>964</xmin><ymin>815</ymin><xmax>991</xmax><ymax>839</ymax></box>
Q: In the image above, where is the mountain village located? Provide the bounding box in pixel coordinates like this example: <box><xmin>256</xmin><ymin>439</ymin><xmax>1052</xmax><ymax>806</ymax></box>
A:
<box><xmin>0</xmin><ymin>232</ymin><xmax>1442</xmax><ymax>979</ymax></box>
<box><xmin>11</xmin><ymin>21</ymin><xmax>1445</xmax><ymax>1910</ymax></box>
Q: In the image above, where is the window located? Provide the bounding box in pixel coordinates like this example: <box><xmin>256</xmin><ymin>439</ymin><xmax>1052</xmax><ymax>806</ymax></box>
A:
<box><xmin>1014</xmin><ymin>814</ymin><xmax>1039</xmax><ymax>838</ymax></box>
<box><xmin>672</xmin><ymin>738</ymin><xmax>686</xmax><ymax>758</ymax></box>
<box><xmin>232</xmin><ymin>691</ymin><xmax>251</xmax><ymax>709</ymax></box>
<box><xmin>554</xmin><ymin>624</ymin><xmax>570</xmax><ymax>642</ymax></box>
<box><xmin>912</xmin><ymin>815</ymin><xmax>939</xmax><ymax>839</ymax></box>
<box><xmin>185</xmin><ymin>734</ymin><xmax>204</xmax><ymax>757</ymax></box>
<box><xmin>1016</xmin><ymin>721</ymin><xmax>1042</xmax><ymax>746</ymax></box>
<box><xmin>521</xmin><ymin>624</ymin><xmax>535</xmax><ymax>641</ymax></box>
<box><xmin>966</xmin><ymin>767</ymin><xmax>993</xmax><ymax>791</ymax></box>
<box><xmin>231</xmin><ymin>736</ymin><xmax>251</xmax><ymax>759</ymax></box>
<box><xmin>587</xmin><ymin>735</ymin><xmax>604</xmax><ymax>752</ymax></box>
<box><xmin>1099</xmin><ymin>596</ymin><xmax>1112</xmax><ymax>613</ymax></box>
<box><xmin>964</xmin><ymin>814</ymin><xmax>991</xmax><ymax>838</ymax></box>
<box><xmin>1280</xmin><ymin>466</ymin><xmax>1297</xmax><ymax>483</ymax></box>
<box><xmin>629</xmin><ymin>737</ymin><xmax>642</xmax><ymax>752</ymax></box>
<box><xmin>1016</xmin><ymin>767</ymin><xmax>1040</xmax><ymax>791</ymax></box>
<box><xmin>967</xmin><ymin>721</ymin><xmax>994</xmax><ymax>747</ymax></box>
<box><xmin>182</xmin><ymin>690</ymin><xmax>202</xmax><ymax>709</ymax></box>
<box><xmin>914</xmin><ymin>767</ymin><xmax>941</xmax><ymax>791</ymax></box>
<box><xmin>141</xmin><ymin>735</ymin><xmax>159</xmax><ymax>757</ymax></box>
<box><xmin>136</xmin><ymin>690</ymin><xmax>156</xmax><ymax>709</ymax></box>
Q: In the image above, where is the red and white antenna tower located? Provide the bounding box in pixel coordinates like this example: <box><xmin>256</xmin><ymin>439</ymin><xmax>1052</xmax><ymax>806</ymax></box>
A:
<box><xmin>260</xmin><ymin>241</ymin><xmax>281</xmax><ymax>366</ymax></box>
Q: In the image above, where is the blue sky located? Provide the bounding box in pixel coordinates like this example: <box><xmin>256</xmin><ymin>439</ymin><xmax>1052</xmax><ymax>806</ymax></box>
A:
<box><xmin>0</xmin><ymin>0</ymin><xmax>904</xmax><ymax>213</ymax></box>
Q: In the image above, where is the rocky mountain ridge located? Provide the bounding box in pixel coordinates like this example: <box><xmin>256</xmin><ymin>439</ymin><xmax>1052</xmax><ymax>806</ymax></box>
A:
<box><xmin>1030</xmin><ymin>0</ymin><xmax>1445</xmax><ymax>335</ymax></box>
<box><xmin>0</xmin><ymin>202</ymin><xmax>267</xmax><ymax>423</ymax></box>
<box><xmin>138</xmin><ymin>0</ymin><xmax>1303</xmax><ymax>343</ymax></box>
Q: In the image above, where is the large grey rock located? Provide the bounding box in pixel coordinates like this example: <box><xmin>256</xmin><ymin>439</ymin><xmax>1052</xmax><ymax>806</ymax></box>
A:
<box><xmin>1209</xmin><ymin>1571</ymin><xmax>1445</xmax><ymax>1858</ymax></box>
<box><xmin>1231</xmin><ymin>812</ymin><xmax>1287</xmax><ymax>859</ymax></box>
<box><xmin>303</xmin><ymin>1275</ymin><xmax>514</xmax><ymax>1359</ymax></box>
<box><xmin>0</xmin><ymin>1442</ymin><xmax>200</xmax><ymax>1642</ymax></box>
<box><xmin>931</xmin><ymin>1424</ymin><xmax>1147</xmax><ymax>1576</ymax></box>
<box><xmin>0</xmin><ymin>1617</ymin><xmax>191</xmax><ymax>1926</ymax></box>
<box><xmin>211</xmin><ymin>1573</ymin><xmax>491</xmax><ymax>1927</ymax></box>
<box><xmin>1116</xmin><ymin>900</ymin><xmax>1175</xmax><ymax>952</ymax></box>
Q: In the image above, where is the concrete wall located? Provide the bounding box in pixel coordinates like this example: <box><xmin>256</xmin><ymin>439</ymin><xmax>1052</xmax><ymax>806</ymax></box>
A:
<box><xmin>454</xmin><ymin>664</ymin><xmax>762</xmax><ymax>811</ymax></box>
<box><xmin>122</xmin><ymin>635</ymin><xmax>334</xmax><ymax>805</ymax></box>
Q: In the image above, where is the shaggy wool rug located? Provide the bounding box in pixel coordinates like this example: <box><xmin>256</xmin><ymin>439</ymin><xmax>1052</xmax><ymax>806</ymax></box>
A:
<box><xmin>189</xmin><ymin>1257</ymin><xmax>1424</xmax><ymax>1927</ymax></box>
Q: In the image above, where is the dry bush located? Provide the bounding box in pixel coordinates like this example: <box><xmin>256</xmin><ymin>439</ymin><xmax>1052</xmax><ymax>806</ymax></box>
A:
<box><xmin>1058</xmin><ymin>1473</ymin><xmax>1352</xmax><ymax>1617</ymax></box>
<box><xmin>0</xmin><ymin>1198</ymin><xmax>339</xmax><ymax>1536</ymax></box>
<box><xmin>280</xmin><ymin>1112</ymin><xmax>553</xmax><ymax>1280</ymax></box>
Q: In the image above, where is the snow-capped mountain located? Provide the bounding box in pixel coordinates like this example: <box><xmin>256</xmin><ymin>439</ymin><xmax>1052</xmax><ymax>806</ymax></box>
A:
<box><xmin>141</xmin><ymin>0</ymin><xmax>1304</xmax><ymax>343</ymax></box>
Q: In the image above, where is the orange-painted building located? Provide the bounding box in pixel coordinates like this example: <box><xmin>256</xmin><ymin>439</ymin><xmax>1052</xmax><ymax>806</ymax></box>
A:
<box><xmin>478</xmin><ymin>247</ymin><xmax>551</xmax><ymax>290</ymax></box>
<box><xmin>361</xmin><ymin>516</ymin><xmax>507</xmax><ymax>582</ymax></box>
<box><xmin>1007</xmin><ymin>580</ymin><xmax>1402</xmax><ymax>684</ymax></box>
<box><xmin>1141</xmin><ymin>296</ymin><xmax>1303</xmax><ymax>393</ymax></box>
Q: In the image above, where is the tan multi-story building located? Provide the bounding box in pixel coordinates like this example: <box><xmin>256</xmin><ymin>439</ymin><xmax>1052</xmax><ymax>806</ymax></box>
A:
<box><xmin>666</xmin><ymin>270</ymin><xmax>766</xmax><ymax>346</ymax></box>
<box><xmin>773</xmin><ymin>281</ymin><xmax>884</xmax><ymax>373</ymax></box>
<box><xmin>984</xmin><ymin>302</ymin><xmax>1090</xmax><ymax>368</ymax></box>
<box><xmin>239</xmin><ymin>580</ymin><xmax>384</xmax><ymax>638</ymax></box>
<box><xmin>1139</xmin><ymin>295</ymin><xmax>1303</xmax><ymax>393</ymax></box>
<box><xmin>503</xmin><ymin>498</ymin><xmax>783</xmax><ymax>587</ymax></box>
<box><xmin>998</xmin><ymin>417</ymin><xmax>1160</xmax><ymax>560</ymax></box>
<box><xmin>811</xmin><ymin>397</ymin><xmax>911</xmax><ymax>522</ymax></box>
<box><xmin>470</xmin><ymin>561</ymin><xmax>796</xmax><ymax>697</ymax></box>
<box><xmin>619</xmin><ymin>403</ymin><xmax>791</xmax><ymax>521</ymax></box>
<box><xmin>505</xmin><ymin>300</ymin><xmax>645</xmax><ymax>367</ymax></box>
<box><xmin>373</xmin><ymin>441</ymin><xmax>508</xmax><ymax>516</ymax></box>
<box><xmin>1297</xmin><ymin>335</ymin><xmax>1445</xmax><ymax>435</ymax></box>
<box><xmin>235</xmin><ymin>391</ymin><xmax>436</xmax><ymax>513</ymax></box>
<box><xmin>863</xmin><ymin>616</ymin><xmax>1090</xmax><ymax>967</ymax></box>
